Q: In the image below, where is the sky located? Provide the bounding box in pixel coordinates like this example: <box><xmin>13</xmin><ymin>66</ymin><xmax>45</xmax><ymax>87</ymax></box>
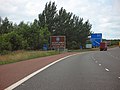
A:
<box><xmin>0</xmin><ymin>0</ymin><xmax>120</xmax><ymax>39</ymax></box>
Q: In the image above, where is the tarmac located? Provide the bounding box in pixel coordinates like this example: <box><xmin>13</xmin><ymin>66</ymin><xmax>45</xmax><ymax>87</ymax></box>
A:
<box><xmin>0</xmin><ymin>52</ymin><xmax>77</xmax><ymax>90</ymax></box>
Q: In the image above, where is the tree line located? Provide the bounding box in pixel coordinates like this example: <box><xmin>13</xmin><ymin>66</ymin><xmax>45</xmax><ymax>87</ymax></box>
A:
<box><xmin>0</xmin><ymin>1</ymin><xmax>92</xmax><ymax>54</ymax></box>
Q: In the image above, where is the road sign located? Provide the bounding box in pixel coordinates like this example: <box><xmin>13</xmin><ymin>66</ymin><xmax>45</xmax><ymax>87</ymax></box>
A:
<box><xmin>43</xmin><ymin>44</ymin><xmax>48</xmax><ymax>50</ymax></box>
<box><xmin>90</xmin><ymin>33</ymin><xmax>102</xmax><ymax>47</ymax></box>
<box><xmin>50</xmin><ymin>36</ymin><xmax>66</xmax><ymax>49</ymax></box>
<box><xmin>86</xmin><ymin>44</ymin><xmax>92</xmax><ymax>48</ymax></box>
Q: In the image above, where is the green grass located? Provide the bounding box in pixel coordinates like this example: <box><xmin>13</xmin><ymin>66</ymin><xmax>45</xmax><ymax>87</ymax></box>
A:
<box><xmin>0</xmin><ymin>46</ymin><xmax>117</xmax><ymax>65</ymax></box>
<box><xmin>69</xmin><ymin>45</ymin><xmax>118</xmax><ymax>52</ymax></box>
<box><xmin>68</xmin><ymin>48</ymin><xmax>99</xmax><ymax>52</ymax></box>
<box><xmin>0</xmin><ymin>50</ymin><xmax>59</xmax><ymax>65</ymax></box>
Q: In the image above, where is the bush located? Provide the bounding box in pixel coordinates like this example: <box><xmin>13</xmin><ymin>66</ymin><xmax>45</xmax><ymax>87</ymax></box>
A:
<box><xmin>0</xmin><ymin>31</ymin><xmax>28</xmax><ymax>54</ymax></box>
<box><xmin>7</xmin><ymin>32</ymin><xmax>23</xmax><ymax>50</ymax></box>
<box><xmin>0</xmin><ymin>50</ymin><xmax>10</xmax><ymax>55</ymax></box>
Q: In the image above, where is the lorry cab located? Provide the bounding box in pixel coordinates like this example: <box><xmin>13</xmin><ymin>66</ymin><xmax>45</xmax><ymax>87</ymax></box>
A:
<box><xmin>100</xmin><ymin>42</ymin><xmax>107</xmax><ymax>51</ymax></box>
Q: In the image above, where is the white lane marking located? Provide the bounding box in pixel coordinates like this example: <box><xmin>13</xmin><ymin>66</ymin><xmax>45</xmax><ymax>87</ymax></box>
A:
<box><xmin>107</xmin><ymin>52</ymin><xmax>119</xmax><ymax>60</ymax></box>
<box><xmin>5</xmin><ymin>53</ymin><xmax>82</xmax><ymax>90</ymax></box>
<box><xmin>99</xmin><ymin>64</ymin><xmax>101</xmax><ymax>66</ymax></box>
<box><xmin>118</xmin><ymin>77</ymin><xmax>120</xmax><ymax>79</ymax></box>
<box><xmin>92</xmin><ymin>57</ymin><xmax>95</xmax><ymax>61</ymax></box>
<box><xmin>95</xmin><ymin>61</ymin><xmax>98</xmax><ymax>63</ymax></box>
<box><xmin>105</xmin><ymin>68</ymin><xmax>109</xmax><ymax>72</ymax></box>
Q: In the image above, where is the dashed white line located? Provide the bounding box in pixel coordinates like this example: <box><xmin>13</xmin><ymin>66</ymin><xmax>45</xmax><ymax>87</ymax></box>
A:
<box><xmin>105</xmin><ymin>68</ymin><xmax>109</xmax><ymax>72</ymax></box>
<box><xmin>99</xmin><ymin>64</ymin><xmax>101</xmax><ymax>66</ymax></box>
<box><xmin>91</xmin><ymin>57</ymin><xmax>95</xmax><ymax>61</ymax></box>
<box><xmin>95</xmin><ymin>61</ymin><xmax>98</xmax><ymax>63</ymax></box>
<box><xmin>118</xmin><ymin>77</ymin><xmax>120</xmax><ymax>79</ymax></box>
<box><xmin>107</xmin><ymin>52</ymin><xmax>119</xmax><ymax>60</ymax></box>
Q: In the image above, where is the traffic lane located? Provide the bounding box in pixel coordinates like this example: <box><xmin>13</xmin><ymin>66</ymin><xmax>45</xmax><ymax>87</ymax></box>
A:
<box><xmin>0</xmin><ymin>52</ymin><xmax>77</xmax><ymax>90</ymax></box>
<box><xmin>91</xmin><ymin>48</ymin><xmax>120</xmax><ymax>79</ymax></box>
<box><xmin>14</xmin><ymin>52</ymin><xmax>120</xmax><ymax>90</ymax></box>
<box><xmin>107</xmin><ymin>47</ymin><xmax>120</xmax><ymax>59</ymax></box>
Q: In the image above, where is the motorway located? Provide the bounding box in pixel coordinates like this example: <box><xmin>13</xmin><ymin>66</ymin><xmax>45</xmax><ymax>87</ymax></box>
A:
<box><xmin>14</xmin><ymin>47</ymin><xmax>120</xmax><ymax>90</ymax></box>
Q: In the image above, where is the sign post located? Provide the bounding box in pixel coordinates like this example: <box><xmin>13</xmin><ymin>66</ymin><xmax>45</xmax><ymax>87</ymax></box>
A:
<box><xmin>50</xmin><ymin>36</ymin><xmax>66</xmax><ymax>51</ymax></box>
<box><xmin>90</xmin><ymin>33</ymin><xmax>102</xmax><ymax>47</ymax></box>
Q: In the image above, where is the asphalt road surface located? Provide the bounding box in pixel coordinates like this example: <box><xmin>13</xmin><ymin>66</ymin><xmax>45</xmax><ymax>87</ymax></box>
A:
<box><xmin>14</xmin><ymin>47</ymin><xmax>120</xmax><ymax>90</ymax></box>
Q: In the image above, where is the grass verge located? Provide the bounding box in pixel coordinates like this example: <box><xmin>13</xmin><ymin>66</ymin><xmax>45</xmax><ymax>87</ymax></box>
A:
<box><xmin>0</xmin><ymin>46</ymin><xmax>117</xmax><ymax>65</ymax></box>
<box><xmin>68</xmin><ymin>48</ymin><xmax>99</xmax><ymax>52</ymax></box>
<box><xmin>0</xmin><ymin>50</ymin><xmax>59</xmax><ymax>65</ymax></box>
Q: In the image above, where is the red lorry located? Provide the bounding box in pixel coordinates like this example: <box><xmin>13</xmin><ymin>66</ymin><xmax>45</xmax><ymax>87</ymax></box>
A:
<box><xmin>100</xmin><ymin>42</ymin><xmax>107</xmax><ymax>51</ymax></box>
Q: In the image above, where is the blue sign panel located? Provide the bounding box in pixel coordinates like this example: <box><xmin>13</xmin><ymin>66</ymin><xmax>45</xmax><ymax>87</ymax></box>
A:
<box><xmin>43</xmin><ymin>44</ymin><xmax>48</xmax><ymax>50</ymax></box>
<box><xmin>90</xmin><ymin>33</ymin><xmax>102</xmax><ymax>47</ymax></box>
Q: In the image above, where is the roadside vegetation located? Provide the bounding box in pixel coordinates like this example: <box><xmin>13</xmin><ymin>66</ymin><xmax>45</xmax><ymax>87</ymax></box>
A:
<box><xmin>110</xmin><ymin>40</ymin><xmax>120</xmax><ymax>46</ymax></box>
<box><xmin>0</xmin><ymin>48</ymin><xmax>99</xmax><ymax>65</ymax></box>
<box><xmin>0</xmin><ymin>1</ymin><xmax>119</xmax><ymax>65</ymax></box>
<box><xmin>0</xmin><ymin>50</ymin><xmax>59</xmax><ymax>65</ymax></box>
<box><xmin>0</xmin><ymin>45</ymin><xmax>118</xmax><ymax>65</ymax></box>
<box><xmin>0</xmin><ymin>1</ymin><xmax>92</xmax><ymax>65</ymax></box>
<box><xmin>0</xmin><ymin>1</ymin><xmax>92</xmax><ymax>55</ymax></box>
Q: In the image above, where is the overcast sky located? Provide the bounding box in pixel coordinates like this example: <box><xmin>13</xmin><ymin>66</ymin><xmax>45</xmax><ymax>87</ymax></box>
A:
<box><xmin>0</xmin><ymin>0</ymin><xmax>120</xmax><ymax>39</ymax></box>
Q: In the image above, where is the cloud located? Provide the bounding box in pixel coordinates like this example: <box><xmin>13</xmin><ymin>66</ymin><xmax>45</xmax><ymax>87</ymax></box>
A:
<box><xmin>113</xmin><ymin>0</ymin><xmax>120</xmax><ymax>13</ymax></box>
<box><xmin>0</xmin><ymin>0</ymin><xmax>120</xmax><ymax>39</ymax></box>
<box><xmin>0</xmin><ymin>0</ymin><xmax>46</xmax><ymax>23</ymax></box>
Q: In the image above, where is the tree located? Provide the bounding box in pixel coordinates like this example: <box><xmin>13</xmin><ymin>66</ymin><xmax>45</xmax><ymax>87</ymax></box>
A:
<box><xmin>0</xmin><ymin>31</ymin><xmax>26</xmax><ymax>54</ymax></box>
<box><xmin>28</xmin><ymin>20</ymin><xmax>51</xmax><ymax>50</ymax></box>
<box><xmin>28</xmin><ymin>19</ymin><xmax>41</xmax><ymax>49</ymax></box>
<box><xmin>38</xmin><ymin>1</ymin><xmax>57</xmax><ymax>34</ymax></box>
<box><xmin>66</xmin><ymin>15</ymin><xmax>83</xmax><ymax>49</ymax></box>
<box><xmin>0</xmin><ymin>1</ymin><xmax>92</xmax><ymax>53</ymax></box>
<box><xmin>80</xmin><ymin>20</ymin><xmax>92</xmax><ymax>48</ymax></box>
<box><xmin>37</xmin><ymin>2</ymin><xmax>92</xmax><ymax>49</ymax></box>
<box><xmin>0</xmin><ymin>16</ymin><xmax>2</xmax><ymax>26</ymax></box>
<box><xmin>0</xmin><ymin>34</ymin><xmax>12</xmax><ymax>54</ymax></box>
<box><xmin>53</xmin><ymin>7</ymin><xmax>73</xmax><ymax>35</ymax></box>
<box><xmin>0</xmin><ymin>17</ymin><xmax>13</xmax><ymax>35</ymax></box>
<box><xmin>38</xmin><ymin>11</ymin><xmax>46</xmax><ymax>28</ymax></box>
<box><xmin>5</xmin><ymin>31</ymin><xmax>24</xmax><ymax>51</ymax></box>
<box><xmin>40</xmin><ymin>26</ymin><xmax>51</xmax><ymax>47</ymax></box>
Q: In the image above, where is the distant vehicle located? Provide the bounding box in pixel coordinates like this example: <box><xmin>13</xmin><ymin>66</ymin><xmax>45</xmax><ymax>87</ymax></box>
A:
<box><xmin>119</xmin><ymin>42</ymin><xmax>120</xmax><ymax>48</ymax></box>
<box><xmin>100</xmin><ymin>42</ymin><xmax>107</xmax><ymax>51</ymax></box>
<box><xmin>106</xmin><ymin>40</ymin><xmax>111</xmax><ymax>46</ymax></box>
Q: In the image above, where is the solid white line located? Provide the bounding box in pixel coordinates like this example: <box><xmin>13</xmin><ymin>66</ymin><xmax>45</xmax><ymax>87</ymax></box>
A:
<box><xmin>105</xmin><ymin>68</ymin><xmax>109</xmax><ymax>72</ymax></box>
<box><xmin>5</xmin><ymin>53</ymin><xmax>82</xmax><ymax>90</ymax></box>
